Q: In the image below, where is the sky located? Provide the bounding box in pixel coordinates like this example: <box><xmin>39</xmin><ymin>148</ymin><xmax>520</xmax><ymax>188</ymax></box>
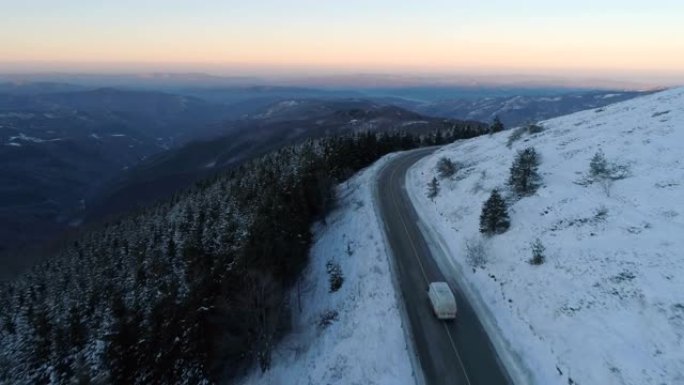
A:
<box><xmin>1</xmin><ymin>0</ymin><xmax>684</xmax><ymax>85</ymax></box>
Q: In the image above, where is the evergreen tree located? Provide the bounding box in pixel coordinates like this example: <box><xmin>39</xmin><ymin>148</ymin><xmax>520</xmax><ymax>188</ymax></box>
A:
<box><xmin>490</xmin><ymin>116</ymin><xmax>505</xmax><ymax>134</ymax></box>
<box><xmin>67</xmin><ymin>304</ymin><xmax>87</xmax><ymax>350</ymax></box>
<box><xmin>166</xmin><ymin>237</ymin><xmax>176</xmax><ymax>259</ymax></box>
<box><xmin>586</xmin><ymin>148</ymin><xmax>629</xmax><ymax>196</ymax></box>
<box><xmin>530</xmin><ymin>238</ymin><xmax>546</xmax><ymax>265</ymax></box>
<box><xmin>433</xmin><ymin>130</ymin><xmax>444</xmax><ymax>145</ymax></box>
<box><xmin>479</xmin><ymin>189</ymin><xmax>510</xmax><ymax>235</ymax></box>
<box><xmin>589</xmin><ymin>149</ymin><xmax>609</xmax><ymax>179</ymax></box>
<box><xmin>427</xmin><ymin>177</ymin><xmax>440</xmax><ymax>200</ymax></box>
<box><xmin>107</xmin><ymin>296</ymin><xmax>143</xmax><ymax>385</ymax></box>
<box><xmin>508</xmin><ymin>147</ymin><xmax>541</xmax><ymax>196</ymax></box>
<box><xmin>28</xmin><ymin>307</ymin><xmax>53</xmax><ymax>369</ymax></box>
<box><xmin>436</xmin><ymin>157</ymin><xmax>457</xmax><ymax>178</ymax></box>
<box><xmin>2</xmin><ymin>311</ymin><xmax>15</xmax><ymax>335</ymax></box>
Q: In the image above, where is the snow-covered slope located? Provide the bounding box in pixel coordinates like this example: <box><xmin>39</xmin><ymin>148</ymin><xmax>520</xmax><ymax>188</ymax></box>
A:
<box><xmin>406</xmin><ymin>88</ymin><xmax>684</xmax><ymax>385</ymax></box>
<box><xmin>240</xmin><ymin>156</ymin><xmax>416</xmax><ymax>385</ymax></box>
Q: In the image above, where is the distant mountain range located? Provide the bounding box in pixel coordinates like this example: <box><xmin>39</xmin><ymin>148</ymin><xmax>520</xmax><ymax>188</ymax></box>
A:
<box><xmin>1</xmin><ymin>72</ymin><xmax>661</xmax><ymax>90</ymax></box>
<box><xmin>0</xmin><ymin>81</ymin><xmax>651</xmax><ymax>278</ymax></box>
<box><xmin>387</xmin><ymin>90</ymin><xmax>654</xmax><ymax>127</ymax></box>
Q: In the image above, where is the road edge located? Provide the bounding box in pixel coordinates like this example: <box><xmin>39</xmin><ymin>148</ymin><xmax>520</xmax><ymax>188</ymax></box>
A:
<box><xmin>371</xmin><ymin>149</ymin><xmax>430</xmax><ymax>385</ymax></box>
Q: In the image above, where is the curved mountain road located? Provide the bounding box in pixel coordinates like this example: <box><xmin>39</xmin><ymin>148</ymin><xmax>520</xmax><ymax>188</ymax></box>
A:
<box><xmin>376</xmin><ymin>148</ymin><xmax>511</xmax><ymax>385</ymax></box>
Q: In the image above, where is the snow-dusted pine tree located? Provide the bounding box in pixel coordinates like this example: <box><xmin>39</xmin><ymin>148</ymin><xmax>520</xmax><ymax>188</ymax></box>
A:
<box><xmin>479</xmin><ymin>189</ymin><xmax>510</xmax><ymax>235</ymax></box>
<box><xmin>427</xmin><ymin>177</ymin><xmax>440</xmax><ymax>200</ymax></box>
<box><xmin>489</xmin><ymin>115</ymin><xmax>505</xmax><ymax>134</ymax></box>
<box><xmin>590</xmin><ymin>149</ymin><xmax>609</xmax><ymax>179</ymax></box>
<box><xmin>508</xmin><ymin>146</ymin><xmax>541</xmax><ymax>196</ymax></box>
<box><xmin>530</xmin><ymin>238</ymin><xmax>546</xmax><ymax>265</ymax></box>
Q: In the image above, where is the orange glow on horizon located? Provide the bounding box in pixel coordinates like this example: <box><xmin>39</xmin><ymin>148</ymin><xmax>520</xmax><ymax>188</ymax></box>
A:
<box><xmin>1</xmin><ymin>1</ymin><xmax>683</xmax><ymax>84</ymax></box>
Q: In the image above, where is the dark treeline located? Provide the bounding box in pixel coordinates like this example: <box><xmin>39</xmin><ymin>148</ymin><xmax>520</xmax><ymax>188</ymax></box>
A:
<box><xmin>0</xmin><ymin>123</ymin><xmax>486</xmax><ymax>384</ymax></box>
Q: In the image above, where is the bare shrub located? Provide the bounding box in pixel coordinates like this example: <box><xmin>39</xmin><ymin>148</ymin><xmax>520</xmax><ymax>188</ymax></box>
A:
<box><xmin>594</xmin><ymin>206</ymin><xmax>609</xmax><ymax>221</ymax></box>
<box><xmin>470</xmin><ymin>170</ymin><xmax>488</xmax><ymax>194</ymax></box>
<box><xmin>318</xmin><ymin>310</ymin><xmax>339</xmax><ymax>329</ymax></box>
<box><xmin>326</xmin><ymin>261</ymin><xmax>344</xmax><ymax>293</ymax></box>
<box><xmin>465</xmin><ymin>237</ymin><xmax>488</xmax><ymax>269</ymax></box>
<box><xmin>527</xmin><ymin>124</ymin><xmax>544</xmax><ymax>134</ymax></box>
<box><xmin>582</xmin><ymin>149</ymin><xmax>631</xmax><ymax>196</ymax></box>
<box><xmin>506</xmin><ymin>126</ymin><xmax>527</xmax><ymax>148</ymax></box>
<box><xmin>436</xmin><ymin>157</ymin><xmax>457</xmax><ymax>178</ymax></box>
<box><xmin>236</xmin><ymin>272</ymin><xmax>285</xmax><ymax>372</ymax></box>
<box><xmin>507</xmin><ymin>123</ymin><xmax>544</xmax><ymax>148</ymax></box>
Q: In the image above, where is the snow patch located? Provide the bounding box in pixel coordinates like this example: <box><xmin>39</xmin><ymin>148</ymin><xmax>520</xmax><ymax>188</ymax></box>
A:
<box><xmin>0</xmin><ymin>112</ymin><xmax>34</xmax><ymax>119</ymax></box>
<box><xmin>9</xmin><ymin>133</ymin><xmax>62</xmax><ymax>143</ymax></box>
<box><xmin>401</xmin><ymin>120</ymin><xmax>430</xmax><ymax>126</ymax></box>
<box><xmin>537</xmin><ymin>97</ymin><xmax>563</xmax><ymax>102</ymax></box>
<box><xmin>257</xmin><ymin>100</ymin><xmax>301</xmax><ymax>118</ymax></box>
<box><xmin>600</xmin><ymin>93</ymin><xmax>623</xmax><ymax>99</ymax></box>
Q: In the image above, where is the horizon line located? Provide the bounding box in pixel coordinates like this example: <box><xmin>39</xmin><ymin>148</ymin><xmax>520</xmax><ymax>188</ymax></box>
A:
<box><xmin>0</xmin><ymin>68</ymin><xmax>680</xmax><ymax>91</ymax></box>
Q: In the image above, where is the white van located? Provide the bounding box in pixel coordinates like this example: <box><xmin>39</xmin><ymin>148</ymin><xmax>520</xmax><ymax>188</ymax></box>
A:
<box><xmin>428</xmin><ymin>281</ymin><xmax>457</xmax><ymax>320</ymax></box>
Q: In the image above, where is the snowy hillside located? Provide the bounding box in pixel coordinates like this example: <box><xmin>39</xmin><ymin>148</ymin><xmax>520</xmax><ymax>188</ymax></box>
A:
<box><xmin>406</xmin><ymin>88</ymin><xmax>684</xmax><ymax>385</ymax></box>
<box><xmin>240</xmin><ymin>156</ymin><xmax>417</xmax><ymax>385</ymax></box>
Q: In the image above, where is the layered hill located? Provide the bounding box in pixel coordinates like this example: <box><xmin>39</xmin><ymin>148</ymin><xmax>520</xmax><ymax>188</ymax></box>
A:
<box><xmin>83</xmin><ymin>100</ymin><xmax>484</xmax><ymax>223</ymax></box>
<box><xmin>397</xmin><ymin>90</ymin><xmax>652</xmax><ymax>127</ymax></box>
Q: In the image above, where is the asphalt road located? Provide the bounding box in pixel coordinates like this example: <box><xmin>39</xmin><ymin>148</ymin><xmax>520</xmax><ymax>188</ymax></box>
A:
<box><xmin>376</xmin><ymin>148</ymin><xmax>511</xmax><ymax>385</ymax></box>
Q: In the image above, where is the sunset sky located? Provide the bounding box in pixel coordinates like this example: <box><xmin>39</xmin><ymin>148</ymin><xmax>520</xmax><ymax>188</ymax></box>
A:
<box><xmin>2</xmin><ymin>0</ymin><xmax>683</xmax><ymax>84</ymax></box>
